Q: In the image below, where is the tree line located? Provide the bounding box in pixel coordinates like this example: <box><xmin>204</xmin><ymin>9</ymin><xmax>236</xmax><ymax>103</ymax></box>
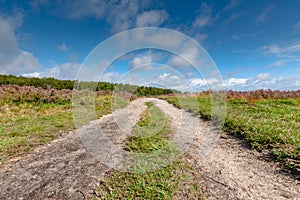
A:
<box><xmin>0</xmin><ymin>74</ymin><xmax>178</xmax><ymax>96</ymax></box>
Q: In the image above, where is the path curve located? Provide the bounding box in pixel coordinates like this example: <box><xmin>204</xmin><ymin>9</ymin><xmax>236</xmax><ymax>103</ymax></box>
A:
<box><xmin>0</xmin><ymin>98</ymin><xmax>299</xmax><ymax>199</ymax></box>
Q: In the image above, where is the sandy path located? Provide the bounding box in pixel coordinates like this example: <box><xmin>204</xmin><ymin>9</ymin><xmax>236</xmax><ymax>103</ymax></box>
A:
<box><xmin>188</xmin><ymin>130</ymin><xmax>300</xmax><ymax>199</ymax></box>
<box><xmin>0</xmin><ymin>98</ymin><xmax>299</xmax><ymax>199</ymax></box>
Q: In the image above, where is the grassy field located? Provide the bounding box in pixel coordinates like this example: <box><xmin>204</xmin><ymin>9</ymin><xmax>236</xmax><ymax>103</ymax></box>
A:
<box><xmin>0</xmin><ymin>102</ymin><xmax>73</xmax><ymax>163</ymax></box>
<box><xmin>0</xmin><ymin>85</ymin><xmax>125</xmax><ymax>164</ymax></box>
<box><xmin>160</xmin><ymin>95</ymin><xmax>300</xmax><ymax>176</ymax></box>
<box><xmin>1</xmin><ymin>81</ymin><xmax>299</xmax><ymax>195</ymax></box>
<box><xmin>96</xmin><ymin>102</ymin><xmax>203</xmax><ymax>199</ymax></box>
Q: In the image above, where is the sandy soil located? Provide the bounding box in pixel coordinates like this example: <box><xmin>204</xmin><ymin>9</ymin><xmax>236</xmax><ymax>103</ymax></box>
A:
<box><xmin>0</xmin><ymin>98</ymin><xmax>299</xmax><ymax>199</ymax></box>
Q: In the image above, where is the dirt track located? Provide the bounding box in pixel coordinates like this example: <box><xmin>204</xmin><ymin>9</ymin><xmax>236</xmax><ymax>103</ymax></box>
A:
<box><xmin>0</xmin><ymin>98</ymin><xmax>299</xmax><ymax>199</ymax></box>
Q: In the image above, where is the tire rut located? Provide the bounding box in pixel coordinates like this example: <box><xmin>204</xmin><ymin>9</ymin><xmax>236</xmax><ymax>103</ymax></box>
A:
<box><xmin>0</xmin><ymin>98</ymin><xmax>299</xmax><ymax>199</ymax></box>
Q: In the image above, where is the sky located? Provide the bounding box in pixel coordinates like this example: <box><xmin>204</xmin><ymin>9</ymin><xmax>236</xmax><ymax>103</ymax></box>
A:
<box><xmin>0</xmin><ymin>0</ymin><xmax>300</xmax><ymax>91</ymax></box>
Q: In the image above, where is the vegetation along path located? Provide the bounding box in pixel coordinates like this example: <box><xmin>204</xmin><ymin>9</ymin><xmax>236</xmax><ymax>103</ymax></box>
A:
<box><xmin>0</xmin><ymin>98</ymin><xmax>299</xmax><ymax>199</ymax></box>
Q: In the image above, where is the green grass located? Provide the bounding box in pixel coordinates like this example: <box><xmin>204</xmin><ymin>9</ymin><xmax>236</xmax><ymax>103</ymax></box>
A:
<box><xmin>161</xmin><ymin>95</ymin><xmax>300</xmax><ymax>176</ymax></box>
<box><xmin>96</xmin><ymin>102</ymin><xmax>203</xmax><ymax>199</ymax></box>
<box><xmin>0</xmin><ymin>95</ymin><xmax>127</xmax><ymax>164</ymax></box>
<box><xmin>124</xmin><ymin>102</ymin><xmax>170</xmax><ymax>153</ymax></box>
<box><xmin>0</xmin><ymin>102</ymin><xmax>73</xmax><ymax>163</ymax></box>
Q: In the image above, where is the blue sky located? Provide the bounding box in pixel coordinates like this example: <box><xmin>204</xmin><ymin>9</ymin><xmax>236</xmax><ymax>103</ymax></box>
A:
<box><xmin>0</xmin><ymin>0</ymin><xmax>300</xmax><ymax>91</ymax></box>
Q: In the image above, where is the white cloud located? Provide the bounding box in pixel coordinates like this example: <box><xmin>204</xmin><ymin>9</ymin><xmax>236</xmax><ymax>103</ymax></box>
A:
<box><xmin>158</xmin><ymin>73</ymin><xmax>178</xmax><ymax>80</ymax></box>
<box><xmin>155</xmin><ymin>72</ymin><xmax>190</xmax><ymax>91</ymax></box>
<box><xmin>190</xmin><ymin>78</ymin><xmax>219</xmax><ymax>88</ymax></box>
<box><xmin>260</xmin><ymin>42</ymin><xmax>300</xmax><ymax>74</ymax></box>
<box><xmin>232</xmin><ymin>34</ymin><xmax>242</xmax><ymax>40</ymax></box>
<box><xmin>190</xmin><ymin>78</ymin><xmax>207</xmax><ymax>87</ymax></box>
<box><xmin>29</xmin><ymin>0</ymin><xmax>47</xmax><ymax>10</ymax></box>
<box><xmin>167</xmin><ymin>56</ymin><xmax>190</xmax><ymax>68</ymax></box>
<box><xmin>187</xmin><ymin>73</ymin><xmax>300</xmax><ymax>91</ymax></box>
<box><xmin>158</xmin><ymin>72</ymin><xmax>169</xmax><ymax>79</ymax></box>
<box><xmin>6</xmin><ymin>51</ymin><xmax>41</xmax><ymax>74</ymax></box>
<box><xmin>0</xmin><ymin>17</ymin><xmax>19</xmax><ymax>55</ymax></box>
<box><xmin>23</xmin><ymin>62</ymin><xmax>80</xmax><ymax>80</ymax></box>
<box><xmin>256</xmin><ymin>72</ymin><xmax>270</xmax><ymax>80</ymax></box>
<box><xmin>193</xmin><ymin>33</ymin><xmax>207</xmax><ymax>43</ymax></box>
<box><xmin>58</xmin><ymin>43</ymin><xmax>68</xmax><ymax>52</ymax></box>
<box><xmin>232</xmin><ymin>49</ymin><xmax>245</xmax><ymax>53</ymax></box>
<box><xmin>261</xmin><ymin>42</ymin><xmax>300</xmax><ymax>57</ymax></box>
<box><xmin>30</xmin><ymin>0</ymin><xmax>109</xmax><ymax>19</ymax></box>
<box><xmin>110</xmin><ymin>65</ymin><xmax>192</xmax><ymax>92</ymax></box>
<box><xmin>45</xmin><ymin>62</ymin><xmax>80</xmax><ymax>79</ymax></box>
<box><xmin>106</xmin><ymin>0</ymin><xmax>141</xmax><ymax>33</ymax></box>
<box><xmin>294</xmin><ymin>21</ymin><xmax>300</xmax><ymax>30</ymax></box>
<box><xmin>224</xmin><ymin>12</ymin><xmax>242</xmax><ymax>26</ymax></box>
<box><xmin>193</xmin><ymin>3</ymin><xmax>214</xmax><ymax>29</ymax></box>
<box><xmin>267</xmin><ymin>60</ymin><xmax>287</xmax><ymax>68</ymax></box>
<box><xmin>130</xmin><ymin>54</ymin><xmax>153</xmax><ymax>69</ymax></box>
<box><xmin>145</xmin><ymin>71</ymin><xmax>300</xmax><ymax>91</ymax></box>
<box><xmin>167</xmin><ymin>47</ymin><xmax>199</xmax><ymax>68</ymax></box>
<box><xmin>136</xmin><ymin>10</ymin><xmax>168</xmax><ymax>27</ymax></box>
<box><xmin>224</xmin><ymin>0</ymin><xmax>241</xmax><ymax>11</ymax></box>
<box><xmin>128</xmin><ymin>50</ymin><xmax>164</xmax><ymax>71</ymax></box>
<box><xmin>30</xmin><ymin>0</ymin><xmax>158</xmax><ymax>33</ymax></box>
<box><xmin>52</xmin><ymin>0</ymin><xmax>141</xmax><ymax>33</ymax></box>
<box><xmin>141</xmin><ymin>29</ymin><xmax>187</xmax><ymax>49</ymax></box>
<box><xmin>221</xmin><ymin>73</ymin><xmax>300</xmax><ymax>91</ymax></box>
<box><xmin>22</xmin><ymin>71</ymin><xmax>42</xmax><ymax>78</ymax></box>
<box><xmin>261</xmin><ymin>44</ymin><xmax>282</xmax><ymax>54</ymax></box>
<box><xmin>22</xmin><ymin>61</ymin><xmax>125</xmax><ymax>83</ymax></box>
<box><xmin>95</xmin><ymin>25</ymin><xmax>189</xmax><ymax>54</ymax></box>
<box><xmin>257</xmin><ymin>4</ymin><xmax>275</xmax><ymax>23</ymax></box>
<box><xmin>225</xmin><ymin>77</ymin><xmax>248</xmax><ymax>87</ymax></box>
<box><xmin>101</xmin><ymin>71</ymin><xmax>122</xmax><ymax>83</ymax></box>
<box><xmin>181</xmin><ymin>3</ymin><xmax>218</xmax><ymax>43</ymax></box>
<box><xmin>285</xmin><ymin>44</ymin><xmax>300</xmax><ymax>53</ymax></box>
<box><xmin>43</xmin><ymin>63</ymin><xmax>299</xmax><ymax>91</ymax></box>
<box><xmin>0</xmin><ymin>11</ymin><xmax>41</xmax><ymax>75</ymax></box>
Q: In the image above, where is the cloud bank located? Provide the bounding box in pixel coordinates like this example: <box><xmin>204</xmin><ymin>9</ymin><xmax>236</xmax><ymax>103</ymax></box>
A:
<box><xmin>0</xmin><ymin>10</ymin><xmax>41</xmax><ymax>75</ymax></box>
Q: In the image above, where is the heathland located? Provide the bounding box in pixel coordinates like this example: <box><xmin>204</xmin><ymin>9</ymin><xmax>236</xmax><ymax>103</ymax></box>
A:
<box><xmin>0</xmin><ymin>75</ymin><xmax>299</xmax><ymax>198</ymax></box>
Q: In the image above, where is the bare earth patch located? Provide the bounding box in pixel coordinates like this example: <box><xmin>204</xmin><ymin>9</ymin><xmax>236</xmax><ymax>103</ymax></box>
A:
<box><xmin>0</xmin><ymin>98</ymin><xmax>299</xmax><ymax>199</ymax></box>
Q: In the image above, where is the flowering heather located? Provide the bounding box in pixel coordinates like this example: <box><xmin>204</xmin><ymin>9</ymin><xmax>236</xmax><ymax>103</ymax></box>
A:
<box><xmin>0</xmin><ymin>85</ymin><xmax>72</xmax><ymax>104</ymax></box>
<box><xmin>225</xmin><ymin>89</ymin><xmax>300</xmax><ymax>100</ymax></box>
<box><xmin>195</xmin><ymin>89</ymin><xmax>300</xmax><ymax>100</ymax></box>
